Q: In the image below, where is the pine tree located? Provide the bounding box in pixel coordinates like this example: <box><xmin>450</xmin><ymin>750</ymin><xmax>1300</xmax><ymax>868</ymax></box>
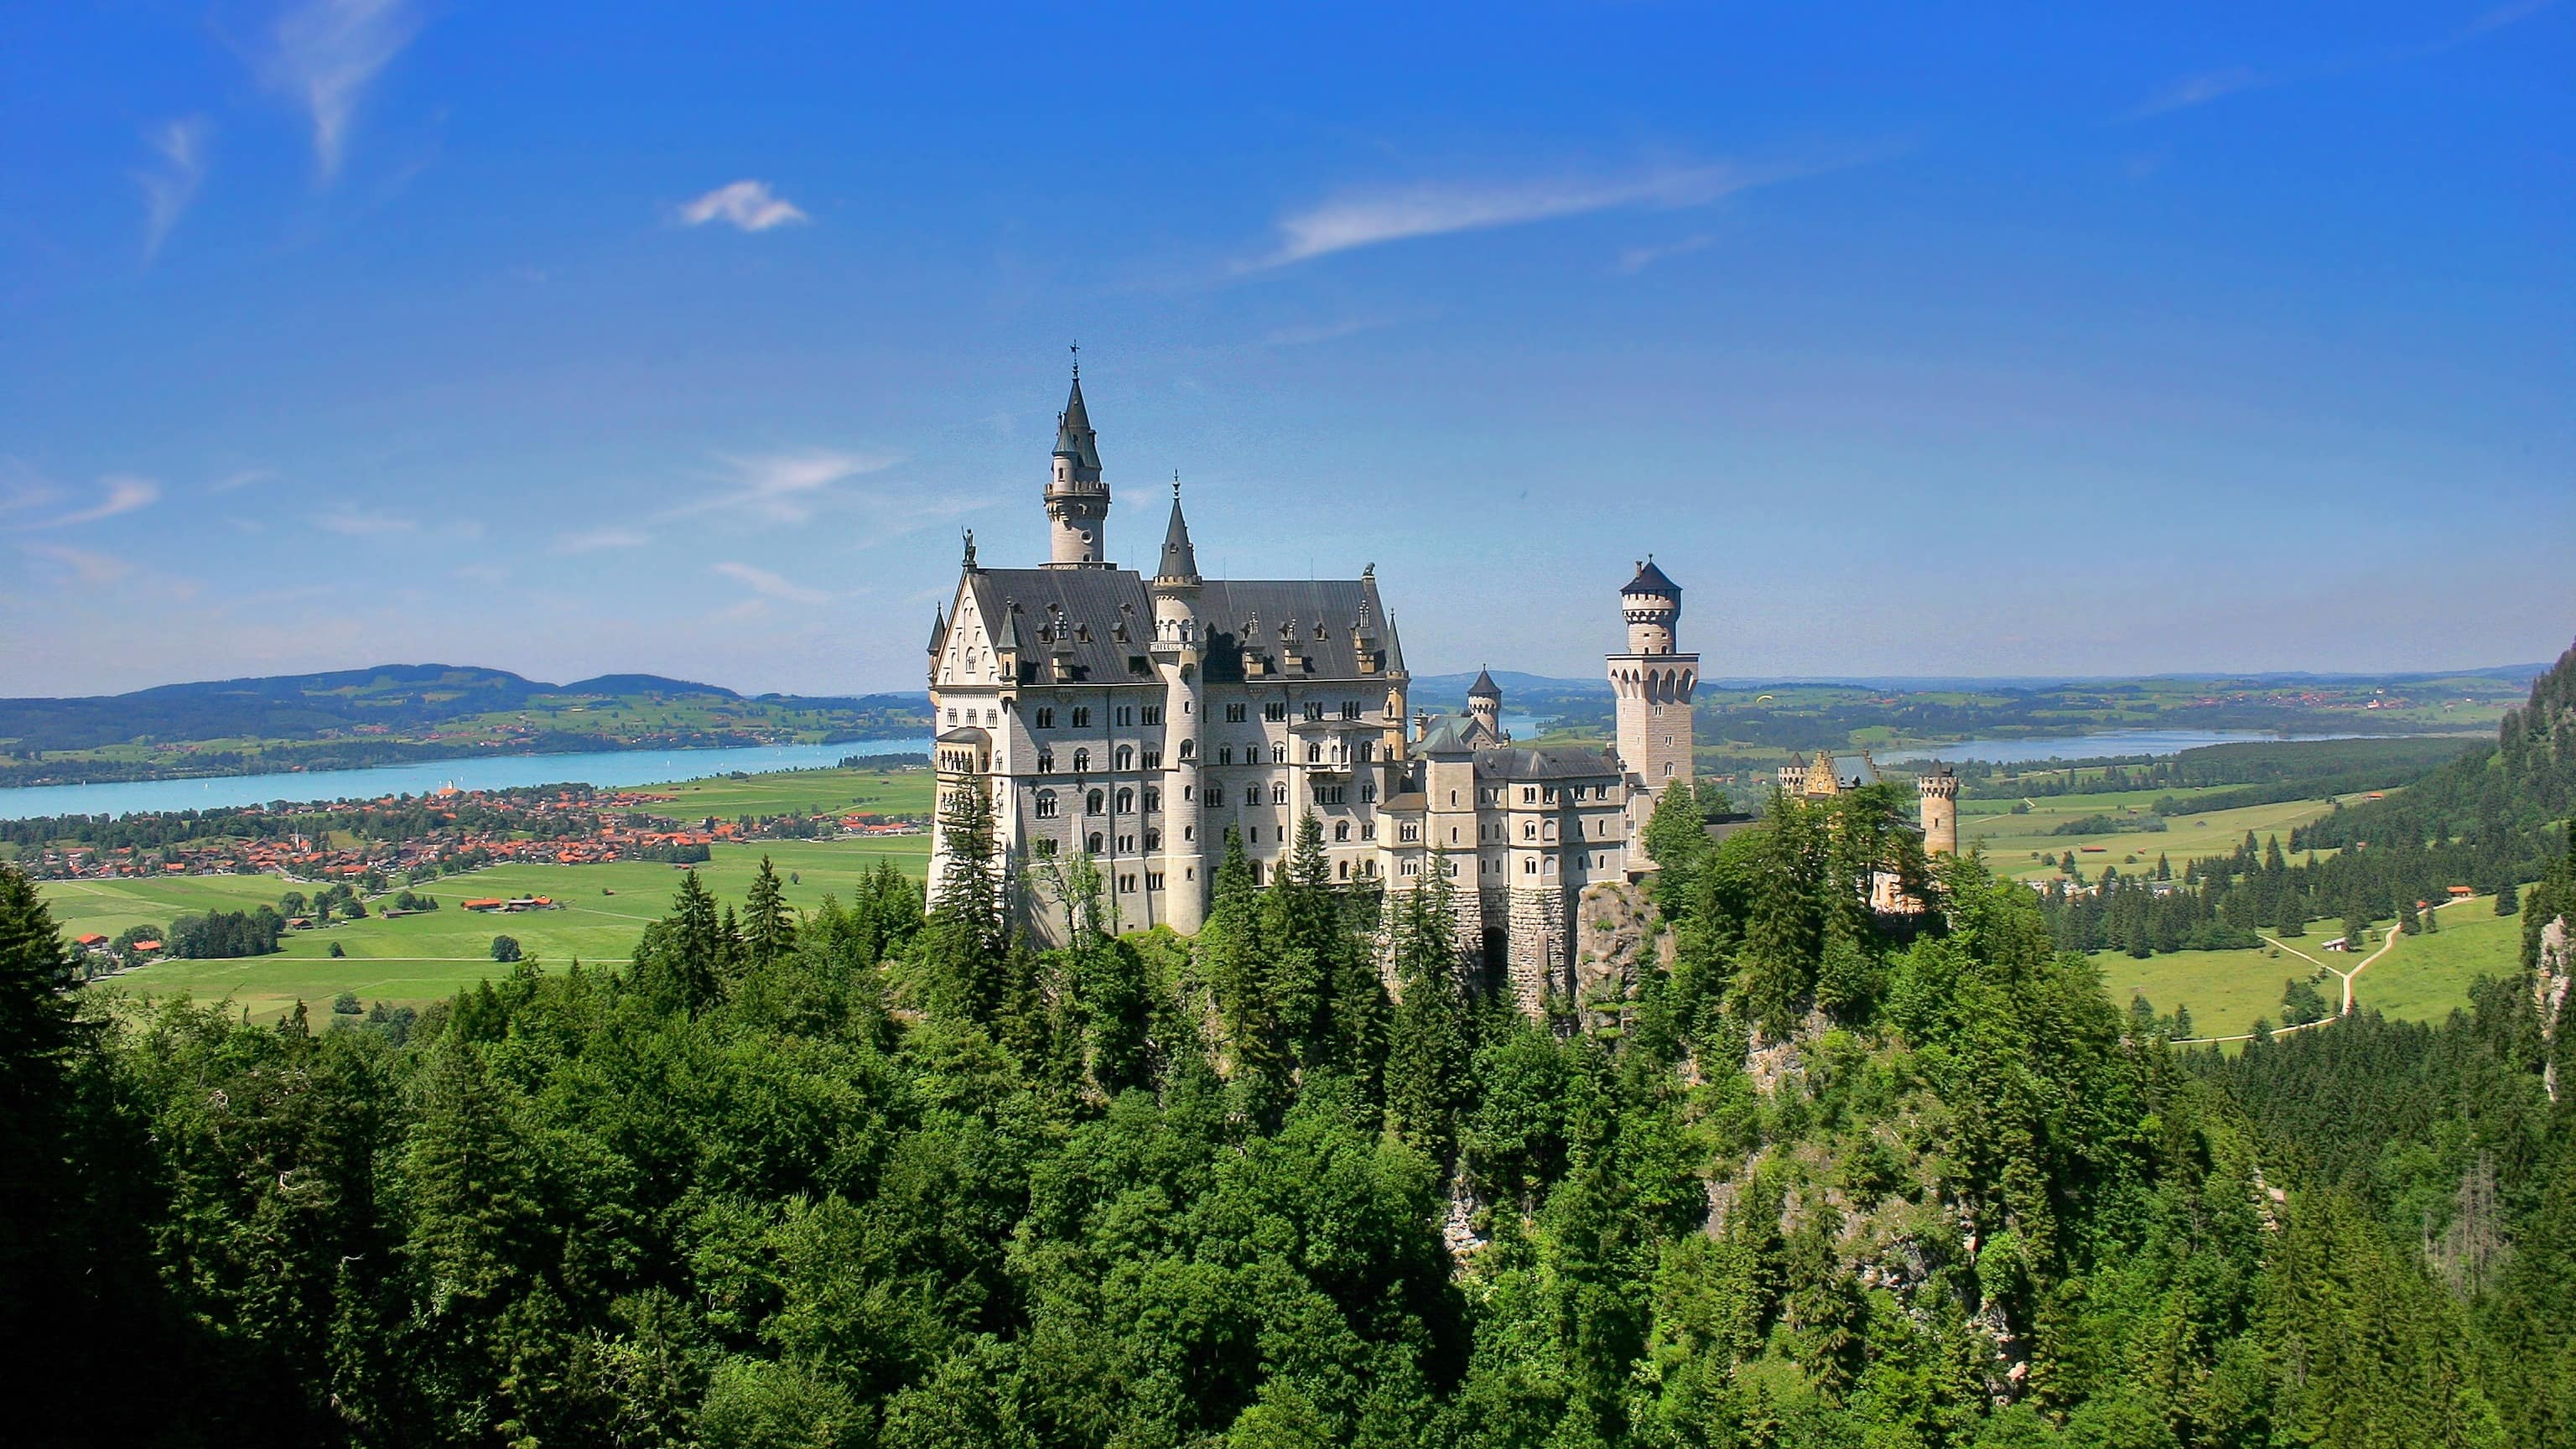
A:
<box><xmin>1202</xmin><ymin>826</ymin><xmax>1289</xmax><ymax>1103</ymax></box>
<box><xmin>915</xmin><ymin>776</ymin><xmax>1010</xmax><ymax>1022</ymax></box>
<box><xmin>634</xmin><ymin>870</ymin><xmax>726</xmax><ymax>1011</ymax></box>
<box><xmin>743</xmin><ymin>854</ymin><xmax>797</xmax><ymax>962</ymax></box>
<box><xmin>1386</xmin><ymin>857</ymin><xmax>1470</xmax><ymax>1163</ymax></box>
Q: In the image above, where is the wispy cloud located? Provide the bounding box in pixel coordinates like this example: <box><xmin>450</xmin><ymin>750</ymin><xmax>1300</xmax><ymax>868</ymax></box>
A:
<box><xmin>678</xmin><ymin>179</ymin><xmax>808</xmax><ymax>232</ymax></box>
<box><xmin>1263</xmin><ymin>317</ymin><xmax>1394</xmax><ymax>348</ymax></box>
<box><xmin>27</xmin><ymin>475</ymin><xmax>160</xmax><ymax>530</ymax></box>
<box><xmin>134</xmin><ymin>117</ymin><xmax>210</xmax><ymax>261</ymax></box>
<box><xmin>713</xmin><ymin>561</ymin><xmax>829</xmax><ymax>605</ymax></box>
<box><xmin>22</xmin><ymin>543</ymin><xmax>132</xmax><ymax>585</ymax></box>
<box><xmin>316</xmin><ymin>508</ymin><xmax>417</xmax><ymax>537</ymax></box>
<box><xmin>662</xmin><ymin>449</ymin><xmax>897</xmax><ymax>526</ymax></box>
<box><xmin>265</xmin><ymin>0</ymin><xmax>424</xmax><ymax>179</ymax></box>
<box><xmin>554</xmin><ymin>526</ymin><xmax>650</xmax><ymax>554</ymax></box>
<box><xmin>1614</xmin><ymin>232</ymin><xmax>1715</xmax><ymax>275</ymax></box>
<box><xmin>2127</xmin><ymin>66</ymin><xmax>2271</xmax><ymax>119</ymax></box>
<box><xmin>210</xmin><ymin>466</ymin><xmax>275</xmax><ymax>495</ymax></box>
<box><xmin>1248</xmin><ymin>161</ymin><xmax>1774</xmax><ymax>270</ymax></box>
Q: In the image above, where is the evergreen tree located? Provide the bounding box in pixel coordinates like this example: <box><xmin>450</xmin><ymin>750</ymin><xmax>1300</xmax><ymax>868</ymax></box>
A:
<box><xmin>743</xmin><ymin>853</ymin><xmax>797</xmax><ymax>962</ymax></box>
<box><xmin>1385</xmin><ymin>858</ymin><xmax>1470</xmax><ymax>1164</ymax></box>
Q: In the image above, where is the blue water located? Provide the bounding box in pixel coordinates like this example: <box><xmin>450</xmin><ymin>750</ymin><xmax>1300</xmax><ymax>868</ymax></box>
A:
<box><xmin>1876</xmin><ymin>729</ymin><xmax>2386</xmax><ymax>766</ymax></box>
<box><xmin>0</xmin><ymin>738</ymin><xmax>931</xmax><ymax>821</ymax></box>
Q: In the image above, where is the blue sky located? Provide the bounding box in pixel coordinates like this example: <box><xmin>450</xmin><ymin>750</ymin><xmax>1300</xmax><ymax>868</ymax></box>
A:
<box><xmin>3</xmin><ymin>2</ymin><xmax>2570</xmax><ymax>698</ymax></box>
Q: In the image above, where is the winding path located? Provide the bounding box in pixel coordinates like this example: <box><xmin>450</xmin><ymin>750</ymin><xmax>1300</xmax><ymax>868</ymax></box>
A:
<box><xmin>2170</xmin><ymin>896</ymin><xmax>2468</xmax><ymax>1044</ymax></box>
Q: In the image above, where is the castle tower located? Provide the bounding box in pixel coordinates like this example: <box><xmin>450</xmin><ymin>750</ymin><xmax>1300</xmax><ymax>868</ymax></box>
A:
<box><xmin>1917</xmin><ymin>765</ymin><xmax>1959</xmax><ymax>857</ymax></box>
<box><xmin>1467</xmin><ymin>667</ymin><xmax>1504</xmax><ymax>741</ymax></box>
<box><xmin>1150</xmin><ymin>486</ymin><xmax>1208</xmax><ymax>932</ymax></box>
<box><xmin>1044</xmin><ymin>366</ymin><xmax>1111</xmax><ymax>568</ymax></box>
<box><xmin>1607</xmin><ymin>558</ymin><xmax>1699</xmax><ymax>800</ymax></box>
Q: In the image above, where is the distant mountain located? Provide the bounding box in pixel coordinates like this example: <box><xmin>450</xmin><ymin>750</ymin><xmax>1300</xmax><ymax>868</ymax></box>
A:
<box><xmin>559</xmin><ymin>673</ymin><xmax>740</xmax><ymax>698</ymax></box>
<box><xmin>1412</xmin><ymin>671</ymin><xmax>1613</xmax><ymax>699</ymax></box>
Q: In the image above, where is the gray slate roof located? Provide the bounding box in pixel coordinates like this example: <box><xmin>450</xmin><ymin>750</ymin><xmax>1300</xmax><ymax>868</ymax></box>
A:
<box><xmin>1623</xmin><ymin>558</ymin><xmax>1680</xmax><ymax>596</ymax></box>
<box><xmin>1054</xmin><ymin>376</ymin><xmax>1104</xmax><ymax>471</ymax></box>
<box><xmin>1467</xmin><ymin>667</ymin><xmax>1501</xmax><ymax>699</ymax></box>
<box><xmin>1475</xmin><ymin>745</ymin><xmax>1620</xmax><ymax>782</ymax></box>
<box><xmin>958</xmin><ymin>568</ymin><xmax>1400</xmax><ymax>685</ymax></box>
<box><xmin>1156</xmin><ymin>498</ymin><xmax>1199</xmax><ymax>580</ymax></box>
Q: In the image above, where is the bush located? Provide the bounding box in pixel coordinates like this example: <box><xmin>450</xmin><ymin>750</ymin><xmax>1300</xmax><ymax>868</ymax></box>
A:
<box><xmin>490</xmin><ymin>935</ymin><xmax>522</xmax><ymax>963</ymax></box>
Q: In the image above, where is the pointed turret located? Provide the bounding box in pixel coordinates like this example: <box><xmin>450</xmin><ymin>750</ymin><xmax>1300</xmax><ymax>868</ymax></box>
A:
<box><xmin>1044</xmin><ymin>360</ymin><xmax>1112</xmax><ymax>566</ymax></box>
<box><xmin>927</xmin><ymin>604</ymin><xmax>948</xmax><ymax>657</ymax></box>
<box><xmin>1156</xmin><ymin>491</ymin><xmax>1199</xmax><ymax>582</ymax></box>
<box><xmin>1467</xmin><ymin>667</ymin><xmax>1501</xmax><ymax>700</ymax></box>
<box><xmin>1467</xmin><ymin>667</ymin><xmax>1504</xmax><ymax>742</ymax></box>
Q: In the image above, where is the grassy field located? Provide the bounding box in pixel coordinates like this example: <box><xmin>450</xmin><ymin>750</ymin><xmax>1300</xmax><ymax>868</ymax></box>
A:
<box><xmin>53</xmin><ymin>768</ymin><xmax>933</xmax><ymax>1024</ymax></box>
<box><xmin>2090</xmin><ymin>896</ymin><xmax>2524</xmax><ymax>1041</ymax></box>
<box><xmin>1966</xmin><ymin>789</ymin><xmax>2350</xmax><ymax>882</ymax></box>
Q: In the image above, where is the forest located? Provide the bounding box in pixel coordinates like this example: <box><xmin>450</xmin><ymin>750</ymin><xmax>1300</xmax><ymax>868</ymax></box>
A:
<box><xmin>5</xmin><ymin>747</ymin><xmax>2572</xmax><ymax>1448</ymax></box>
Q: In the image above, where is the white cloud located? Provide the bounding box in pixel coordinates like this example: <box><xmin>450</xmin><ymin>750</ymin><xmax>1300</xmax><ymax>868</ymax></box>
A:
<box><xmin>29</xmin><ymin>475</ymin><xmax>160</xmax><ymax>529</ymax></box>
<box><xmin>1263</xmin><ymin>317</ymin><xmax>1394</xmax><ymax>348</ymax></box>
<box><xmin>663</xmin><ymin>449</ymin><xmax>896</xmax><ymax>526</ymax></box>
<box><xmin>265</xmin><ymin>0</ymin><xmax>423</xmax><ymax>179</ymax></box>
<box><xmin>1251</xmin><ymin>163</ymin><xmax>1760</xmax><ymax>269</ymax></box>
<box><xmin>316</xmin><ymin>508</ymin><xmax>417</xmax><ymax>537</ymax></box>
<box><xmin>1615</xmin><ymin>232</ymin><xmax>1715</xmax><ymax>275</ymax></box>
<box><xmin>134</xmin><ymin>117</ymin><xmax>210</xmax><ymax>261</ymax></box>
<box><xmin>555</xmin><ymin>526</ymin><xmax>650</xmax><ymax>554</ymax></box>
<box><xmin>678</xmin><ymin>179</ymin><xmax>809</xmax><ymax>232</ymax></box>
<box><xmin>22</xmin><ymin>542</ymin><xmax>132</xmax><ymax>585</ymax></box>
<box><xmin>2127</xmin><ymin>66</ymin><xmax>2270</xmax><ymax>119</ymax></box>
<box><xmin>712</xmin><ymin>561</ymin><xmax>829</xmax><ymax>605</ymax></box>
<box><xmin>210</xmin><ymin>467</ymin><xmax>275</xmax><ymax>494</ymax></box>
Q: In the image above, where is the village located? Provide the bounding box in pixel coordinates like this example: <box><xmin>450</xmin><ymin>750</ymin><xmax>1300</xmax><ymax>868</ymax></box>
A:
<box><xmin>11</xmin><ymin>780</ymin><xmax>927</xmax><ymax>888</ymax></box>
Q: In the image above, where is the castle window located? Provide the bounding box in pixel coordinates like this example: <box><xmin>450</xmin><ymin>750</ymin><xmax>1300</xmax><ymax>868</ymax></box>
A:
<box><xmin>1141</xmin><ymin>705</ymin><xmax>1163</xmax><ymax>725</ymax></box>
<box><xmin>1130</xmin><ymin>657</ymin><xmax>1150</xmax><ymax>675</ymax></box>
<box><xmin>1524</xmin><ymin>823</ymin><xmax>1537</xmax><ymax>840</ymax></box>
<box><xmin>1116</xmin><ymin>788</ymin><xmax>1134</xmax><ymax>813</ymax></box>
<box><xmin>1306</xmin><ymin>743</ymin><xmax>1322</xmax><ymax>764</ymax></box>
<box><xmin>1303</xmin><ymin>702</ymin><xmax>1324</xmax><ymax>721</ymax></box>
<box><xmin>1087</xmin><ymin>789</ymin><xmax>1104</xmax><ymax>815</ymax></box>
<box><xmin>1036</xmin><ymin>707</ymin><xmax>1056</xmax><ymax>729</ymax></box>
<box><xmin>1249</xmin><ymin>861</ymin><xmax>1264</xmax><ymax>886</ymax></box>
<box><xmin>1226</xmin><ymin>703</ymin><xmax>1247</xmax><ymax>723</ymax></box>
<box><xmin>1545</xmin><ymin>858</ymin><xmax>1556</xmax><ymax>875</ymax></box>
<box><xmin>1335</xmin><ymin>821</ymin><xmax>1351</xmax><ymax>842</ymax></box>
<box><xmin>1663</xmin><ymin>763</ymin><xmax>1675</xmax><ymax>778</ymax></box>
<box><xmin>1362</xmin><ymin>822</ymin><xmax>1375</xmax><ymax>840</ymax></box>
<box><xmin>1072</xmin><ymin>748</ymin><xmax>1091</xmax><ymax>772</ymax></box>
<box><xmin>1184</xmin><ymin>826</ymin><xmax>1194</xmax><ymax>841</ymax></box>
<box><xmin>1400</xmin><ymin>823</ymin><xmax>1420</xmax><ymax>843</ymax></box>
<box><xmin>1449</xmin><ymin>791</ymin><xmax>1457</xmax><ymax>806</ymax></box>
<box><xmin>1182</xmin><ymin>786</ymin><xmax>1194</xmax><ymax>802</ymax></box>
<box><xmin>1271</xmin><ymin>743</ymin><xmax>1286</xmax><ymax>764</ymax></box>
<box><xmin>1340</xmin><ymin>700</ymin><xmax>1361</xmax><ymax>719</ymax></box>
<box><xmin>1544</xmin><ymin>821</ymin><xmax>1557</xmax><ymax>841</ymax></box>
<box><xmin>1451</xmin><ymin>826</ymin><xmax>1460</xmax><ymax>844</ymax></box>
<box><xmin>1037</xmin><ymin>750</ymin><xmax>1055</xmax><ymax>773</ymax></box>
<box><xmin>1034</xmin><ymin>838</ymin><xmax>1057</xmax><ymax>857</ymax></box>
<box><xmin>1072</xmin><ymin>707</ymin><xmax>1092</xmax><ymax>727</ymax></box>
<box><xmin>946</xmin><ymin>709</ymin><xmax>958</xmax><ymax>724</ymax></box>
<box><xmin>1143</xmin><ymin>787</ymin><xmax>1161</xmax><ymax>812</ymax></box>
<box><xmin>1146</xmin><ymin>871</ymin><xmax>1164</xmax><ymax>891</ymax></box>
<box><xmin>1119</xmin><ymin>834</ymin><xmax>1135</xmax><ymax>852</ymax></box>
<box><xmin>1035</xmin><ymin>791</ymin><xmax>1058</xmax><ymax>819</ymax></box>
<box><xmin>1145</xmin><ymin>828</ymin><xmax>1161</xmax><ymax>850</ymax></box>
<box><xmin>1360</xmin><ymin>783</ymin><xmax>1374</xmax><ymax>803</ymax></box>
<box><xmin>1116</xmin><ymin>745</ymin><xmax>1135</xmax><ymax>770</ymax></box>
<box><xmin>1337</xmin><ymin>860</ymin><xmax>1349</xmax><ymax>880</ymax></box>
<box><xmin>1119</xmin><ymin>874</ymin><xmax>1136</xmax><ymax>893</ymax></box>
<box><xmin>1244</xmin><ymin>786</ymin><xmax>1260</xmax><ymax>806</ymax></box>
<box><xmin>1116</xmin><ymin>706</ymin><xmax>1134</xmax><ymax>726</ymax></box>
<box><xmin>1525</xmin><ymin>859</ymin><xmax>1537</xmax><ymax>875</ymax></box>
<box><xmin>1178</xmin><ymin>740</ymin><xmax>1194</xmax><ymax>760</ymax></box>
<box><xmin>1218</xmin><ymin>745</ymin><xmax>1233</xmax><ymax>765</ymax></box>
<box><xmin>1357</xmin><ymin>740</ymin><xmax>1374</xmax><ymax>761</ymax></box>
<box><xmin>1271</xmin><ymin>782</ymin><xmax>1288</xmax><ymax>805</ymax></box>
<box><xmin>1265</xmin><ymin>702</ymin><xmax>1287</xmax><ymax>723</ymax></box>
<box><xmin>1141</xmin><ymin>748</ymin><xmax>1161</xmax><ymax>769</ymax></box>
<box><xmin>1402</xmin><ymin>861</ymin><xmax>1420</xmax><ymax>877</ymax></box>
<box><xmin>1087</xmin><ymin>832</ymin><xmax>1104</xmax><ymax>854</ymax></box>
<box><xmin>1522</xmin><ymin>787</ymin><xmax>1537</xmax><ymax>803</ymax></box>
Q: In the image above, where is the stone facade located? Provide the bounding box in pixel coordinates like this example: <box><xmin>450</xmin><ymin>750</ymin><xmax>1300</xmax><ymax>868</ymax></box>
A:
<box><xmin>926</xmin><ymin>368</ymin><xmax>1710</xmax><ymax>1015</ymax></box>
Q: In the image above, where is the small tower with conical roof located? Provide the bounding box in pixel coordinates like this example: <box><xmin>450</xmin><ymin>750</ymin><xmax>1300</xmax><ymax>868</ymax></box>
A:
<box><xmin>1607</xmin><ymin>557</ymin><xmax>1701</xmax><ymax>856</ymax></box>
<box><xmin>1045</xmin><ymin>359</ymin><xmax>1111</xmax><ymax>568</ymax></box>
<box><xmin>1150</xmin><ymin>480</ymin><xmax>1208</xmax><ymax>931</ymax></box>
<box><xmin>1466</xmin><ymin>667</ymin><xmax>1505</xmax><ymax>743</ymax></box>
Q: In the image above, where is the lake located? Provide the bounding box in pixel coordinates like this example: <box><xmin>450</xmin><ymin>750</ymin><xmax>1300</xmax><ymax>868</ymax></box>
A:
<box><xmin>0</xmin><ymin>739</ymin><xmax>930</xmax><ymax>821</ymax></box>
<box><xmin>1876</xmin><ymin>729</ymin><xmax>2391</xmax><ymax>766</ymax></box>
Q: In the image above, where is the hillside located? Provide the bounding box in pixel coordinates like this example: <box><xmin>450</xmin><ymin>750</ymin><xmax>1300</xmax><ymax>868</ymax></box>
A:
<box><xmin>0</xmin><ymin>666</ymin><xmax>931</xmax><ymax>787</ymax></box>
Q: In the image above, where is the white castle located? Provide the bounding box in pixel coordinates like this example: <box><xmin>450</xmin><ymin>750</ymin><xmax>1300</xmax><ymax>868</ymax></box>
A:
<box><xmin>925</xmin><ymin>368</ymin><xmax>1945</xmax><ymax>1006</ymax></box>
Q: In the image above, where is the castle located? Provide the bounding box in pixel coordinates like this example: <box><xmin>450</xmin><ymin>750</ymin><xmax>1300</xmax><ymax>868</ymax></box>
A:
<box><xmin>927</xmin><ymin>368</ymin><xmax>1950</xmax><ymax>1007</ymax></box>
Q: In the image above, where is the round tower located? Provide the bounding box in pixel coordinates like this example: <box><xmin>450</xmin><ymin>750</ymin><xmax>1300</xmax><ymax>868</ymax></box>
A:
<box><xmin>1044</xmin><ymin>364</ymin><xmax>1111</xmax><ymax>568</ymax></box>
<box><xmin>1620</xmin><ymin>557</ymin><xmax>1682</xmax><ymax>654</ymax></box>
<box><xmin>1467</xmin><ymin>667</ymin><xmax>1503</xmax><ymax>740</ymax></box>
<box><xmin>1607</xmin><ymin>558</ymin><xmax>1700</xmax><ymax>810</ymax></box>
<box><xmin>1917</xmin><ymin>766</ymin><xmax>1960</xmax><ymax>858</ymax></box>
<box><xmin>1150</xmin><ymin>485</ymin><xmax>1207</xmax><ymax>932</ymax></box>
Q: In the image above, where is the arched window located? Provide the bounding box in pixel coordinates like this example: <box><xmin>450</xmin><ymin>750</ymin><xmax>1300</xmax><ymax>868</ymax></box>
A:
<box><xmin>1244</xmin><ymin>785</ymin><xmax>1260</xmax><ymax>806</ymax></box>
<box><xmin>1116</xmin><ymin>745</ymin><xmax>1134</xmax><ymax>770</ymax></box>
<box><xmin>1072</xmin><ymin>748</ymin><xmax>1090</xmax><ymax>772</ymax></box>
<box><xmin>1357</xmin><ymin>740</ymin><xmax>1373</xmax><ymax>761</ymax></box>
<box><xmin>1145</xmin><ymin>828</ymin><xmax>1161</xmax><ymax>850</ymax></box>
<box><xmin>1116</xmin><ymin>788</ymin><xmax>1134</xmax><ymax>813</ymax></box>
<box><xmin>1337</xmin><ymin>860</ymin><xmax>1349</xmax><ymax>880</ymax></box>
<box><xmin>1143</xmin><ymin>787</ymin><xmax>1160</xmax><ymax>813</ymax></box>
<box><xmin>1036</xmin><ymin>750</ymin><xmax>1055</xmax><ymax>773</ymax></box>
<box><xmin>1249</xmin><ymin>861</ymin><xmax>1264</xmax><ymax>886</ymax></box>
<box><xmin>1086</xmin><ymin>789</ymin><xmax>1104</xmax><ymax>815</ymax></box>
<box><xmin>1271</xmin><ymin>743</ymin><xmax>1286</xmax><ymax>763</ymax></box>
<box><xmin>1334</xmin><ymin>821</ymin><xmax>1350</xmax><ymax>842</ymax></box>
<box><xmin>1177</xmin><ymin>740</ymin><xmax>1193</xmax><ymax>760</ymax></box>
<box><xmin>1271</xmin><ymin>782</ymin><xmax>1288</xmax><ymax>805</ymax></box>
<box><xmin>1035</xmin><ymin>791</ymin><xmax>1058</xmax><ymax>819</ymax></box>
<box><xmin>1087</xmin><ymin>832</ymin><xmax>1104</xmax><ymax>854</ymax></box>
<box><xmin>1306</xmin><ymin>742</ymin><xmax>1322</xmax><ymax>763</ymax></box>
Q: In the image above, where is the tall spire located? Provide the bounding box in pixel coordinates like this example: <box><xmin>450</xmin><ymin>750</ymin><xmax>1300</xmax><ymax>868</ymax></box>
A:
<box><xmin>1054</xmin><ymin>369</ymin><xmax>1102</xmax><ymax>473</ymax></box>
<box><xmin>1044</xmin><ymin>354</ymin><xmax>1111</xmax><ymax>566</ymax></box>
<box><xmin>1156</xmin><ymin>474</ymin><xmax>1199</xmax><ymax>582</ymax></box>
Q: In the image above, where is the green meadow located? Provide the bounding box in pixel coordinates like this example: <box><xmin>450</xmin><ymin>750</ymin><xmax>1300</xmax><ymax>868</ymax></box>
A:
<box><xmin>2089</xmin><ymin>896</ymin><xmax>2523</xmax><ymax>1041</ymax></box>
<box><xmin>55</xmin><ymin>768</ymin><xmax>933</xmax><ymax>1024</ymax></box>
<box><xmin>1964</xmin><ymin>788</ymin><xmax>2350</xmax><ymax>882</ymax></box>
